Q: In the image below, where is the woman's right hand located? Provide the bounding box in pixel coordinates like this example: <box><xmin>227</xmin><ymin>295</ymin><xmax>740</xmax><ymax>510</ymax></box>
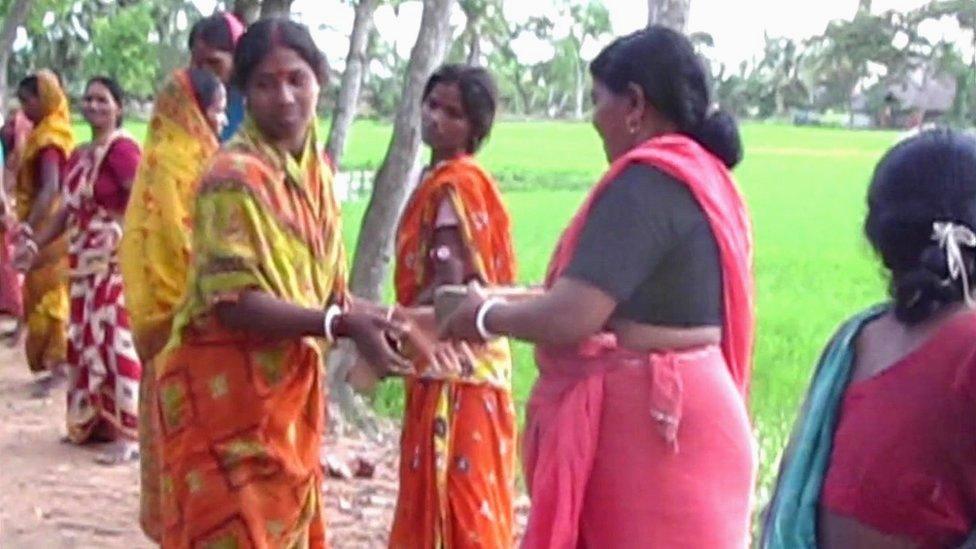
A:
<box><xmin>338</xmin><ymin>310</ymin><xmax>414</xmax><ymax>378</ymax></box>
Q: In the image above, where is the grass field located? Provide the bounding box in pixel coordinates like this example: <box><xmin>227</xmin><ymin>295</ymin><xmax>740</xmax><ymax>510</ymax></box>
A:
<box><xmin>88</xmin><ymin>116</ymin><xmax>898</xmax><ymax>507</ymax></box>
<box><xmin>336</xmin><ymin>120</ymin><xmax>900</xmax><ymax>508</ymax></box>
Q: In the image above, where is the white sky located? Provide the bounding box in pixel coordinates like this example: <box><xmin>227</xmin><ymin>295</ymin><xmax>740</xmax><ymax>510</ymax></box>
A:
<box><xmin>191</xmin><ymin>0</ymin><xmax>973</xmax><ymax>70</ymax></box>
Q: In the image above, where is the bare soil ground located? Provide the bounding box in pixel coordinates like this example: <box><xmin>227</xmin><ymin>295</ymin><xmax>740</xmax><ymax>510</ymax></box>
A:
<box><xmin>0</xmin><ymin>343</ymin><xmax>403</xmax><ymax>548</ymax></box>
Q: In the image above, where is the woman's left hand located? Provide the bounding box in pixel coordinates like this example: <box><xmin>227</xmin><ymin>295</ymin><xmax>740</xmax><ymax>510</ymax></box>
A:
<box><xmin>439</xmin><ymin>281</ymin><xmax>489</xmax><ymax>343</ymax></box>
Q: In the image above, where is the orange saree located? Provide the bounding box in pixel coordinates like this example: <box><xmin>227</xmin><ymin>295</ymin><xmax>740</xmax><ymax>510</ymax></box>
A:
<box><xmin>17</xmin><ymin>70</ymin><xmax>75</xmax><ymax>373</ymax></box>
<box><xmin>154</xmin><ymin>119</ymin><xmax>344</xmax><ymax>548</ymax></box>
<box><xmin>390</xmin><ymin>156</ymin><xmax>518</xmax><ymax>548</ymax></box>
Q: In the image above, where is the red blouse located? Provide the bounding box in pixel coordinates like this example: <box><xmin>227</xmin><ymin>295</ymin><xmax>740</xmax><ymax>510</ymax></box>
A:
<box><xmin>65</xmin><ymin>138</ymin><xmax>140</xmax><ymax>213</ymax></box>
<box><xmin>822</xmin><ymin>312</ymin><xmax>976</xmax><ymax>547</ymax></box>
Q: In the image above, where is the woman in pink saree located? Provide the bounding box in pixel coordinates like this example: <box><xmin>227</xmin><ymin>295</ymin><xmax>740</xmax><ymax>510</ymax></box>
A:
<box><xmin>442</xmin><ymin>26</ymin><xmax>757</xmax><ymax>547</ymax></box>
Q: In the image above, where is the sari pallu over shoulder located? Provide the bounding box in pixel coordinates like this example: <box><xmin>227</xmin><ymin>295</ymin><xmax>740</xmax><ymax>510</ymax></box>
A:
<box><xmin>522</xmin><ymin>134</ymin><xmax>756</xmax><ymax>549</ymax></box>
<box><xmin>760</xmin><ymin>304</ymin><xmax>887</xmax><ymax>548</ymax></box>
<box><xmin>761</xmin><ymin>303</ymin><xmax>976</xmax><ymax>548</ymax></box>
<box><xmin>119</xmin><ymin>68</ymin><xmax>221</xmax><ymax>362</ymax></box>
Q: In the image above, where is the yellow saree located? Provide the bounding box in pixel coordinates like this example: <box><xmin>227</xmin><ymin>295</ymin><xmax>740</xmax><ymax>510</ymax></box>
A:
<box><xmin>17</xmin><ymin>69</ymin><xmax>75</xmax><ymax>373</ymax></box>
<box><xmin>118</xmin><ymin>68</ymin><xmax>220</xmax><ymax>542</ymax></box>
<box><xmin>154</xmin><ymin>118</ymin><xmax>345</xmax><ymax>548</ymax></box>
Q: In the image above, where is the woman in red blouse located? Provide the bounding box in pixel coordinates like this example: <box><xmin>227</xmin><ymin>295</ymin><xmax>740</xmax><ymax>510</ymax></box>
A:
<box><xmin>764</xmin><ymin>129</ymin><xmax>976</xmax><ymax>548</ymax></box>
<box><xmin>18</xmin><ymin>76</ymin><xmax>142</xmax><ymax>464</ymax></box>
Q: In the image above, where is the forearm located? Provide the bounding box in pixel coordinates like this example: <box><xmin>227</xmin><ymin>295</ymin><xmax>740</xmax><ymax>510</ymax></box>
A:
<box><xmin>485</xmin><ymin>294</ymin><xmax>593</xmax><ymax>347</ymax></box>
<box><xmin>215</xmin><ymin>290</ymin><xmax>326</xmax><ymax>339</ymax></box>
<box><xmin>32</xmin><ymin>206</ymin><xmax>68</xmax><ymax>248</ymax></box>
<box><xmin>25</xmin><ymin>183</ymin><xmax>57</xmax><ymax>229</ymax></box>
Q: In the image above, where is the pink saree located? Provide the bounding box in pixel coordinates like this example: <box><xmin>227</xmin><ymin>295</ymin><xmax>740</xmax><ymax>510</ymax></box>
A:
<box><xmin>521</xmin><ymin>134</ymin><xmax>757</xmax><ymax>548</ymax></box>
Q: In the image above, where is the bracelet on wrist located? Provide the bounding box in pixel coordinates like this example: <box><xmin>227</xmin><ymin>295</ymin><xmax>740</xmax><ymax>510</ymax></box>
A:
<box><xmin>323</xmin><ymin>304</ymin><xmax>342</xmax><ymax>343</ymax></box>
<box><xmin>474</xmin><ymin>297</ymin><xmax>503</xmax><ymax>341</ymax></box>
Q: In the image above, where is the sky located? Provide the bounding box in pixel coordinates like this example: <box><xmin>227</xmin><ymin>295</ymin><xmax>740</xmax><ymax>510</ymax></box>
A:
<box><xmin>192</xmin><ymin>0</ymin><xmax>973</xmax><ymax>70</ymax></box>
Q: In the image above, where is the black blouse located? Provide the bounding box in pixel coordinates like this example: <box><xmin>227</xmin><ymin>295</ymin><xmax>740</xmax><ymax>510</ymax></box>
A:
<box><xmin>562</xmin><ymin>164</ymin><xmax>722</xmax><ymax>327</ymax></box>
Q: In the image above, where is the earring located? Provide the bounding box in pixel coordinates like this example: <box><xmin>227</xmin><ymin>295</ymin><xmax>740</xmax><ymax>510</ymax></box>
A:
<box><xmin>627</xmin><ymin>122</ymin><xmax>639</xmax><ymax>135</ymax></box>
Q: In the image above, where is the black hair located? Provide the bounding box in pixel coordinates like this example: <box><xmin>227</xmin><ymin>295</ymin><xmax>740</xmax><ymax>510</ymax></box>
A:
<box><xmin>232</xmin><ymin>18</ymin><xmax>328</xmax><ymax>91</ymax></box>
<box><xmin>864</xmin><ymin>128</ymin><xmax>976</xmax><ymax>324</ymax></box>
<box><xmin>422</xmin><ymin>64</ymin><xmax>498</xmax><ymax>154</ymax></box>
<box><xmin>85</xmin><ymin>76</ymin><xmax>125</xmax><ymax>128</ymax></box>
<box><xmin>187</xmin><ymin>68</ymin><xmax>223</xmax><ymax>112</ymax></box>
<box><xmin>590</xmin><ymin>25</ymin><xmax>742</xmax><ymax>169</ymax></box>
<box><xmin>188</xmin><ymin>13</ymin><xmax>236</xmax><ymax>53</ymax></box>
<box><xmin>17</xmin><ymin>75</ymin><xmax>38</xmax><ymax>98</ymax></box>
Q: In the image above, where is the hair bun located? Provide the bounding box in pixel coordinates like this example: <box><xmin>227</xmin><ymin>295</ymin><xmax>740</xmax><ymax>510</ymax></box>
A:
<box><xmin>891</xmin><ymin>244</ymin><xmax>957</xmax><ymax>323</ymax></box>
<box><xmin>691</xmin><ymin>109</ymin><xmax>743</xmax><ymax>169</ymax></box>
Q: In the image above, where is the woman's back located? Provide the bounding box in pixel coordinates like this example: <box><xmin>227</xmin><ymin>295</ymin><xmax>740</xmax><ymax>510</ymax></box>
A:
<box><xmin>819</xmin><ymin>308</ymin><xmax>976</xmax><ymax>547</ymax></box>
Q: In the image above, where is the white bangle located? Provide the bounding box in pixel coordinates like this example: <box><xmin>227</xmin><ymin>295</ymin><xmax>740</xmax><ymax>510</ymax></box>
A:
<box><xmin>475</xmin><ymin>297</ymin><xmax>503</xmax><ymax>341</ymax></box>
<box><xmin>323</xmin><ymin>304</ymin><xmax>342</xmax><ymax>344</ymax></box>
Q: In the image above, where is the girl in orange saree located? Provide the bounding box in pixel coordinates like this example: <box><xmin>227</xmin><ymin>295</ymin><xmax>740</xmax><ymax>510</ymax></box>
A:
<box><xmin>390</xmin><ymin>65</ymin><xmax>518</xmax><ymax>548</ymax></box>
<box><xmin>119</xmin><ymin>67</ymin><xmax>225</xmax><ymax>541</ymax></box>
<box><xmin>15</xmin><ymin>70</ymin><xmax>75</xmax><ymax>384</ymax></box>
<box><xmin>153</xmin><ymin>19</ymin><xmax>407</xmax><ymax>548</ymax></box>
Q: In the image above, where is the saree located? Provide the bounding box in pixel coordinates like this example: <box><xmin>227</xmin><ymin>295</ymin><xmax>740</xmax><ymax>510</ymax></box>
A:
<box><xmin>17</xmin><ymin>70</ymin><xmax>75</xmax><ymax>373</ymax></box>
<box><xmin>390</xmin><ymin>157</ymin><xmax>518</xmax><ymax>548</ymax></box>
<box><xmin>118</xmin><ymin>68</ymin><xmax>220</xmax><ymax>542</ymax></box>
<box><xmin>521</xmin><ymin>135</ymin><xmax>756</xmax><ymax>548</ymax></box>
<box><xmin>760</xmin><ymin>305</ymin><xmax>886</xmax><ymax>548</ymax></box>
<box><xmin>63</xmin><ymin>131</ymin><xmax>142</xmax><ymax>443</ymax></box>
<box><xmin>0</xmin><ymin>111</ymin><xmax>32</xmax><ymax>318</ymax></box>
<box><xmin>154</xmin><ymin>118</ymin><xmax>345</xmax><ymax>548</ymax></box>
<box><xmin>762</xmin><ymin>305</ymin><xmax>976</xmax><ymax>547</ymax></box>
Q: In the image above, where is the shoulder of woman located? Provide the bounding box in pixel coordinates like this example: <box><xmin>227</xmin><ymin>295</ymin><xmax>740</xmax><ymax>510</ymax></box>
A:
<box><xmin>198</xmin><ymin>149</ymin><xmax>272</xmax><ymax>196</ymax></box>
<box><xmin>108</xmin><ymin>136</ymin><xmax>141</xmax><ymax>156</ymax></box>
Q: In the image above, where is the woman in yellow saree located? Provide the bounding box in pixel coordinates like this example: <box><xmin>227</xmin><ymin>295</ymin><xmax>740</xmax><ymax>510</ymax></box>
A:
<box><xmin>153</xmin><ymin>19</ymin><xmax>407</xmax><ymax>548</ymax></box>
<box><xmin>15</xmin><ymin>70</ymin><xmax>75</xmax><ymax>387</ymax></box>
<box><xmin>118</xmin><ymin>68</ymin><xmax>224</xmax><ymax>541</ymax></box>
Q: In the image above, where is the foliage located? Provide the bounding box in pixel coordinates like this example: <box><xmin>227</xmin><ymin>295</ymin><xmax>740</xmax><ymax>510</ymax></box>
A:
<box><xmin>9</xmin><ymin>0</ymin><xmax>201</xmax><ymax>99</ymax></box>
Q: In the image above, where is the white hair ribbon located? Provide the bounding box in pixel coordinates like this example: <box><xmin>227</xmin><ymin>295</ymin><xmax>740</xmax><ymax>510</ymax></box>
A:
<box><xmin>932</xmin><ymin>221</ymin><xmax>976</xmax><ymax>307</ymax></box>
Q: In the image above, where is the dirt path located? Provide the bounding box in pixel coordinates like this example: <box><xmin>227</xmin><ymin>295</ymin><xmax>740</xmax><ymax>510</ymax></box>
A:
<box><xmin>0</xmin><ymin>342</ymin><xmax>400</xmax><ymax>548</ymax></box>
<box><xmin>0</xmin><ymin>343</ymin><xmax>528</xmax><ymax>548</ymax></box>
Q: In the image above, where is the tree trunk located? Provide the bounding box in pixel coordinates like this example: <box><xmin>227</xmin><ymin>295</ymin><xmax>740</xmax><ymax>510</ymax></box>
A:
<box><xmin>467</xmin><ymin>29</ymin><xmax>482</xmax><ymax>65</ymax></box>
<box><xmin>260</xmin><ymin>0</ymin><xmax>294</xmax><ymax>18</ymax></box>
<box><xmin>647</xmin><ymin>0</ymin><xmax>690</xmax><ymax>32</ymax></box>
<box><xmin>348</xmin><ymin>0</ymin><xmax>454</xmax><ymax>302</ymax></box>
<box><xmin>233</xmin><ymin>0</ymin><xmax>261</xmax><ymax>24</ymax></box>
<box><xmin>325</xmin><ymin>0</ymin><xmax>378</xmax><ymax>169</ymax></box>
<box><xmin>330</xmin><ymin>0</ymin><xmax>453</xmax><ymax>429</ymax></box>
<box><xmin>573</xmin><ymin>55</ymin><xmax>585</xmax><ymax>120</ymax></box>
<box><xmin>0</xmin><ymin>0</ymin><xmax>33</xmax><ymax>113</ymax></box>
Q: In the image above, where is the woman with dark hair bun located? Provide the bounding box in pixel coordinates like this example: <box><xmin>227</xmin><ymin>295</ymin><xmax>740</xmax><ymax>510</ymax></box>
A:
<box><xmin>441</xmin><ymin>26</ymin><xmax>756</xmax><ymax>546</ymax></box>
<box><xmin>16</xmin><ymin>76</ymin><xmax>142</xmax><ymax>462</ymax></box>
<box><xmin>151</xmin><ymin>18</ymin><xmax>408</xmax><ymax>548</ymax></box>
<box><xmin>764</xmin><ymin>129</ymin><xmax>976</xmax><ymax>548</ymax></box>
<box><xmin>389</xmin><ymin>64</ymin><xmax>518</xmax><ymax>547</ymax></box>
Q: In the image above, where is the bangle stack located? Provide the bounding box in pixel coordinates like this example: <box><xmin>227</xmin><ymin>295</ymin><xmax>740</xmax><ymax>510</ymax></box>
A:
<box><xmin>323</xmin><ymin>304</ymin><xmax>342</xmax><ymax>343</ymax></box>
<box><xmin>474</xmin><ymin>298</ymin><xmax>503</xmax><ymax>341</ymax></box>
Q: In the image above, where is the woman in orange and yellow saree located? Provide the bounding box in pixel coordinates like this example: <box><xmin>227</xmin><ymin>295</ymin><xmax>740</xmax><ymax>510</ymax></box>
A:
<box><xmin>390</xmin><ymin>65</ymin><xmax>518</xmax><ymax>548</ymax></box>
<box><xmin>153</xmin><ymin>19</ymin><xmax>407</xmax><ymax>548</ymax></box>
<box><xmin>15</xmin><ymin>71</ymin><xmax>75</xmax><ymax>388</ymax></box>
<box><xmin>119</xmin><ymin>66</ymin><xmax>226</xmax><ymax>541</ymax></box>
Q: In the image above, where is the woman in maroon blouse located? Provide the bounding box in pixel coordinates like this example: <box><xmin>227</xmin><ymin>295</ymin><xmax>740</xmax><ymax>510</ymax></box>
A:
<box><xmin>18</xmin><ymin>76</ymin><xmax>142</xmax><ymax>463</ymax></box>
